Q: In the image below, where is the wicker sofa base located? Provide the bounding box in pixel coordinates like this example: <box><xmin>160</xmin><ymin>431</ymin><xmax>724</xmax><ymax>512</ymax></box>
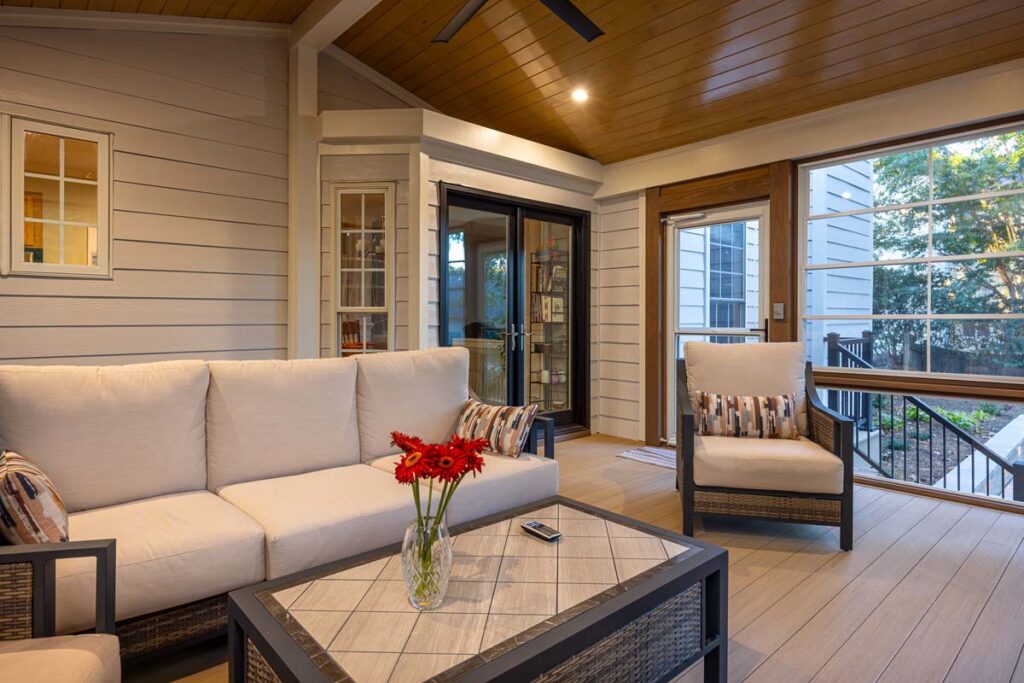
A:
<box><xmin>694</xmin><ymin>490</ymin><xmax>842</xmax><ymax>525</ymax></box>
<box><xmin>117</xmin><ymin>594</ymin><xmax>227</xmax><ymax>659</ymax></box>
<box><xmin>0</xmin><ymin>562</ymin><xmax>34</xmax><ymax>641</ymax></box>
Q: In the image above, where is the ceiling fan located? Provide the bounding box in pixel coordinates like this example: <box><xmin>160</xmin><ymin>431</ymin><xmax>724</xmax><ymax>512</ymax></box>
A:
<box><xmin>432</xmin><ymin>0</ymin><xmax>604</xmax><ymax>43</ymax></box>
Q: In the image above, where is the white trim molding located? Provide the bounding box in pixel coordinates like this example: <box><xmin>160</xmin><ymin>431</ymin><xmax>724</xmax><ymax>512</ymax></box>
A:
<box><xmin>290</xmin><ymin>0</ymin><xmax>381</xmax><ymax>50</ymax></box>
<box><xmin>0</xmin><ymin>6</ymin><xmax>289</xmax><ymax>36</ymax></box>
<box><xmin>318</xmin><ymin>108</ymin><xmax>604</xmax><ymax>195</ymax></box>
<box><xmin>322</xmin><ymin>46</ymin><xmax>437</xmax><ymax>111</ymax></box>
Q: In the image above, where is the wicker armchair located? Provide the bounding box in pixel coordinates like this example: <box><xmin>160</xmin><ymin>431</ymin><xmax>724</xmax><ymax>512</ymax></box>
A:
<box><xmin>677</xmin><ymin>350</ymin><xmax>854</xmax><ymax>551</ymax></box>
<box><xmin>0</xmin><ymin>539</ymin><xmax>120</xmax><ymax>682</ymax></box>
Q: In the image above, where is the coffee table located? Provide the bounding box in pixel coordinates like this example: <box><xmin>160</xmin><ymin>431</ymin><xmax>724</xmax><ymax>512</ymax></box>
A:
<box><xmin>228</xmin><ymin>496</ymin><xmax>727</xmax><ymax>683</ymax></box>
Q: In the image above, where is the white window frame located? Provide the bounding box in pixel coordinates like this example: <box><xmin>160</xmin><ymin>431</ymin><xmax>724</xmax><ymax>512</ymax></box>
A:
<box><xmin>331</xmin><ymin>182</ymin><xmax>395</xmax><ymax>355</ymax></box>
<box><xmin>797</xmin><ymin>120</ymin><xmax>1024</xmax><ymax>383</ymax></box>
<box><xmin>4</xmin><ymin>117</ymin><xmax>112</xmax><ymax>278</ymax></box>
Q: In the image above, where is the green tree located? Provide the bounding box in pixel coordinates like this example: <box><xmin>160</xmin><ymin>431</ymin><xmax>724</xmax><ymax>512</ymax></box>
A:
<box><xmin>870</xmin><ymin>132</ymin><xmax>1024</xmax><ymax>374</ymax></box>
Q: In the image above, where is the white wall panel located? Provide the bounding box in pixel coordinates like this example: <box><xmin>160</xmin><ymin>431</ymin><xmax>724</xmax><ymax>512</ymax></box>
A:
<box><xmin>0</xmin><ymin>27</ymin><xmax>289</xmax><ymax>363</ymax></box>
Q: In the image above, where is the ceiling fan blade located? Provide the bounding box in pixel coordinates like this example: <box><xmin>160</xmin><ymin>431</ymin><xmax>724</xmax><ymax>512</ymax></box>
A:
<box><xmin>432</xmin><ymin>0</ymin><xmax>490</xmax><ymax>43</ymax></box>
<box><xmin>539</xmin><ymin>0</ymin><xmax>604</xmax><ymax>42</ymax></box>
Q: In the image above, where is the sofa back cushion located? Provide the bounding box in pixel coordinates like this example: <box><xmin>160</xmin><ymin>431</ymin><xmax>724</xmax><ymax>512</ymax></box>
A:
<box><xmin>355</xmin><ymin>347</ymin><xmax>470</xmax><ymax>461</ymax></box>
<box><xmin>0</xmin><ymin>361</ymin><xmax>209</xmax><ymax>512</ymax></box>
<box><xmin>684</xmin><ymin>341</ymin><xmax>808</xmax><ymax>435</ymax></box>
<box><xmin>206</xmin><ymin>358</ymin><xmax>360</xmax><ymax>490</ymax></box>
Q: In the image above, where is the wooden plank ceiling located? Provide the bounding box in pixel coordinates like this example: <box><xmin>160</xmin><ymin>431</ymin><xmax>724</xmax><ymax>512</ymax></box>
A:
<box><xmin>337</xmin><ymin>0</ymin><xmax>1024</xmax><ymax>163</ymax></box>
<box><xmin>0</xmin><ymin>0</ymin><xmax>314</xmax><ymax>23</ymax></box>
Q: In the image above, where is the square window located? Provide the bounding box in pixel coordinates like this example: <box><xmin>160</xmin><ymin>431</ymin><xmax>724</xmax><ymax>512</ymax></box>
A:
<box><xmin>7</xmin><ymin>119</ymin><xmax>111</xmax><ymax>277</ymax></box>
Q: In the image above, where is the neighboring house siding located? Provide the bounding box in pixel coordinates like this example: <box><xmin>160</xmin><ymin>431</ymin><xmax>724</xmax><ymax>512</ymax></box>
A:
<box><xmin>595</xmin><ymin>193</ymin><xmax>642</xmax><ymax>440</ymax></box>
<box><xmin>805</xmin><ymin>159</ymin><xmax>875</xmax><ymax>365</ymax></box>
<box><xmin>318</xmin><ymin>154</ymin><xmax>410</xmax><ymax>357</ymax></box>
<box><xmin>0</xmin><ymin>27</ymin><xmax>288</xmax><ymax>364</ymax></box>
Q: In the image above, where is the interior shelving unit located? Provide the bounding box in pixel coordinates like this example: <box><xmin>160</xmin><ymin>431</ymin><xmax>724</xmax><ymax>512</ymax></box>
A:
<box><xmin>528</xmin><ymin>244</ymin><xmax>570</xmax><ymax>411</ymax></box>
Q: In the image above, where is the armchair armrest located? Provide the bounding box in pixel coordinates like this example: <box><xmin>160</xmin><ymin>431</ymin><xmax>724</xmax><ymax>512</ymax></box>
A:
<box><xmin>527</xmin><ymin>415</ymin><xmax>555</xmax><ymax>459</ymax></box>
<box><xmin>805</xmin><ymin>363</ymin><xmax>854</xmax><ymax>463</ymax></box>
<box><xmin>0</xmin><ymin>539</ymin><xmax>116</xmax><ymax>639</ymax></box>
<box><xmin>677</xmin><ymin>360</ymin><xmax>696</xmax><ymax>476</ymax></box>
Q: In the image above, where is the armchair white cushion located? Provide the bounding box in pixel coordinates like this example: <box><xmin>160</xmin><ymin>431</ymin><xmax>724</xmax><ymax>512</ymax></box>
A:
<box><xmin>685</xmin><ymin>341</ymin><xmax>808</xmax><ymax>435</ymax></box>
<box><xmin>693</xmin><ymin>436</ymin><xmax>844</xmax><ymax>494</ymax></box>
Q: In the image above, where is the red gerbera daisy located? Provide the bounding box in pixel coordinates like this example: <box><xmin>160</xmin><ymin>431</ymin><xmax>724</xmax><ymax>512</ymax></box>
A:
<box><xmin>430</xmin><ymin>444</ymin><xmax>468</xmax><ymax>482</ymax></box>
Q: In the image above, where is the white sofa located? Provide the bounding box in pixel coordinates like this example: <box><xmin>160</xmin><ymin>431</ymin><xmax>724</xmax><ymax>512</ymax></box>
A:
<box><xmin>0</xmin><ymin>347</ymin><xmax>559</xmax><ymax>653</ymax></box>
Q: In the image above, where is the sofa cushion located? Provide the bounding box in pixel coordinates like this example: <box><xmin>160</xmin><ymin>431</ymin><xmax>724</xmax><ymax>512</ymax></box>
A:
<box><xmin>685</xmin><ymin>341</ymin><xmax>808</xmax><ymax>435</ymax></box>
<box><xmin>218</xmin><ymin>465</ymin><xmax>418</xmax><ymax>579</ymax></box>
<box><xmin>442</xmin><ymin>454</ymin><xmax>559</xmax><ymax>526</ymax></box>
<box><xmin>0</xmin><ymin>635</ymin><xmax>119</xmax><ymax>683</ymax></box>
<box><xmin>355</xmin><ymin>348</ymin><xmax>470</xmax><ymax>462</ymax></box>
<box><xmin>56</xmin><ymin>491</ymin><xmax>265</xmax><ymax>634</ymax></box>
<box><xmin>693</xmin><ymin>435</ymin><xmax>844</xmax><ymax>494</ymax></box>
<box><xmin>0</xmin><ymin>361</ymin><xmax>209</xmax><ymax>512</ymax></box>
<box><xmin>206</xmin><ymin>358</ymin><xmax>360</xmax><ymax>490</ymax></box>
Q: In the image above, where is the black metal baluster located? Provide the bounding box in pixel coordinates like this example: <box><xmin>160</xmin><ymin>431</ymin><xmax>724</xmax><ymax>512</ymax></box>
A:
<box><xmin>942</xmin><ymin>426</ymin><xmax>947</xmax><ymax>490</ymax></box>
<box><xmin>902</xmin><ymin>399</ymin><xmax>908</xmax><ymax>482</ymax></box>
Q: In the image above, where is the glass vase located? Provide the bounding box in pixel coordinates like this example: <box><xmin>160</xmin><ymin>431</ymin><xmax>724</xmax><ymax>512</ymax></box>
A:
<box><xmin>400</xmin><ymin>516</ymin><xmax>452</xmax><ymax>610</ymax></box>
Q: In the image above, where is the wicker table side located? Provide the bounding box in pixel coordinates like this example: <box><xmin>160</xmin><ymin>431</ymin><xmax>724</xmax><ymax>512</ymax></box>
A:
<box><xmin>532</xmin><ymin>583</ymin><xmax>703</xmax><ymax>683</ymax></box>
<box><xmin>247</xmin><ymin>638</ymin><xmax>283</xmax><ymax>683</ymax></box>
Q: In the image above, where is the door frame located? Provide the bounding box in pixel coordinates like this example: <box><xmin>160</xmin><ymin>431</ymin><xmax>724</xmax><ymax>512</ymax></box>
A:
<box><xmin>662</xmin><ymin>201</ymin><xmax>770</xmax><ymax>443</ymax></box>
<box><xmin>438</xmin><ymin>182</ymin><xmax>591</xmax><ymax>432</ymax></box>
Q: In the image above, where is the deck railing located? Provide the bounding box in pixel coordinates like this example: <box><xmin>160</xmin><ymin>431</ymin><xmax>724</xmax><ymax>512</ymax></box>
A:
<box><xmin>824</xmin><ymin>333</ymin><xmax>1024</xmax><ymax>502</ymax></box>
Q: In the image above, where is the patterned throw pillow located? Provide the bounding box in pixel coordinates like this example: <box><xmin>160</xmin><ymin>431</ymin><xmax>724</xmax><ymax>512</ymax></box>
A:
<box><xmin>0</xmin><ymin>450</ymin><xmax>68</xmax><ymax>544</ymax></box>
<box><xmin>455</xmin><ymin>399</ymin><xmax>540</xmax><ymax>458</ymax></box>
<box><xmin>698</xmin><ymin>392</ymin><xmax>800</xmax><ymax>440</ymax></box>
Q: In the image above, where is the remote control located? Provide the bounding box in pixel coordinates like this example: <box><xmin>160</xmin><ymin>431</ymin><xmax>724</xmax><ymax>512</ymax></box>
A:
<box><xmin>521</xmin><ymin>520</ymin><xmax>562</xmax><ymax>542</ymax></box>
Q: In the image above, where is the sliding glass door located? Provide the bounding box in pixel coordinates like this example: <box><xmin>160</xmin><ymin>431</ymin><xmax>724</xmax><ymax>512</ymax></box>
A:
<box><xmin>440</xmin><ymin>185</ymin><xmax>589</xmax><ymax>432</ymax></box>
<box><xmin>444</xmin><ymin>200</ymin><xmax>515</xmax><ymax>406</ymax></box>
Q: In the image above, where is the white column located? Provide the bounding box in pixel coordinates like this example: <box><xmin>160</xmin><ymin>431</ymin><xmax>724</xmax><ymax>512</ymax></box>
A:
<box><xmin>406</xmin><ymin>145</ymin><xmax>432</xmax><ymax>349</ymax></box>
<box><xmin>287</xmin><ymin>44</ymin><xmax>320</xmax><ymax>358</ymax></box>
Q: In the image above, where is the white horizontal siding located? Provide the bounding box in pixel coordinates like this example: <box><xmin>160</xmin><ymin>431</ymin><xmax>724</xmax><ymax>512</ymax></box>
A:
<box><xmin>595</xmin><ymin>193</ymin><xmax>643</xmax><ymax>440</ymax></box>
<box><xmin>0</xmin><ymin>28</ymin><xmax>288</xmax><ymax>364</ymax></box>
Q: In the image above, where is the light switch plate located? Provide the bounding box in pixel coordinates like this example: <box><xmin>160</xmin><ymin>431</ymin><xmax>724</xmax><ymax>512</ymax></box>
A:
<box><xmin>772</xmin><ymin>302</ymin><xmax>785</xmax><ymax>320</ymax></box>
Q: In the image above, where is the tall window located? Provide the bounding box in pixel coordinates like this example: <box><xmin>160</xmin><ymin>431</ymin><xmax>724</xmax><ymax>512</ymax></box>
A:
<box><xmin>801</xmin><ymin>125</ymin><xmax>1024</xmax><ymax>378</ymax></box>
<box><xmin>708</xmin><ymin>221</ymin><xmax>747</xmax><ymax>328</ymax></box>
<box><xmin>335</xmin><ymin>185</ymin><xmax>392</xmax><ymax>356</ymax></box>
<box><xmin>6</xmin><ymin>118</ymin><xmax>111</xmax><ymax>277</ymax></box>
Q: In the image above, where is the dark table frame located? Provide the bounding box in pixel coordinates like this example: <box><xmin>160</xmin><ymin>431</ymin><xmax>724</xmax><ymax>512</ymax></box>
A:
<box><xmin>228</xmin><ymin>496</ymin><xmax>727</xmax><ymax>683</ymax></box>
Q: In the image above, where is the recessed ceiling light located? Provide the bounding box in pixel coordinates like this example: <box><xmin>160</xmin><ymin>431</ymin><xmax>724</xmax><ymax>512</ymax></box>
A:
<box><xmin>840</xmin><ymin>190</ymin><xmax>852</xmax><ymax>199</ymax></box>
<box><xmin>571</xmin><ymin>88</ymin><xmax>589</xmax><ymax>103</ymax></box>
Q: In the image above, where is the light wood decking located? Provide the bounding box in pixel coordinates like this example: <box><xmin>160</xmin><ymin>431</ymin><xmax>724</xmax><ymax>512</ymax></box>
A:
<box><xmin>179</xmin><ymin>435</ymin><xmax>1024</xmax><ymax>683</ymax></box>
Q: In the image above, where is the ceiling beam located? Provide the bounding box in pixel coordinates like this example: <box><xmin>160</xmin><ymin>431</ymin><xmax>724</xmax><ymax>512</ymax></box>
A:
<box><xmin>290</xmin><ymin>0</ymin><xmax>382</xmax><ymax>51</ymax></box>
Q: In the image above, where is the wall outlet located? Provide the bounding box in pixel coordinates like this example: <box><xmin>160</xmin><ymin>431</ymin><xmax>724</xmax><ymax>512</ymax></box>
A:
<box><xmin>772</xmin><ymin>302</ymin><xmax>785</xmax><ymax>320</ymax></box>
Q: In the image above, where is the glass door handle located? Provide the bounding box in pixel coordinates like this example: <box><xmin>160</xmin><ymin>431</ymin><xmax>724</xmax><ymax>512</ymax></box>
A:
<box><xmin>519</xmin><ymin>323</ymin><xmax>532</xmax><ymax>338</ymax></box>
<box><xmin>504</xmin><ymin>330</ymin><xmax>518</xmax><ymax>352</ymax></box>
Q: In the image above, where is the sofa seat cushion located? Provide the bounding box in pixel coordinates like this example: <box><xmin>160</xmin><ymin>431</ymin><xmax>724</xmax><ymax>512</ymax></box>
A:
<box><xmin>693</xmin><ymin>436</ymin><xmax>843</xmax><ymax>495</ymax></box>
<box><xmin>218</xmin><ymin>465</ymin><xmax>418</xmax><ymax>579</ymax></box>
<box><xmin>0</xmin><ymin>361</ymin><xmax>209</xmax><ymax>512</ymax></box>
<box><xmin>442</xmin><ymin>454</ymin><xmax>559</xmax><ymax>526</ymax></box>
<box><xmin>0</xmin><ymin>635</ymin><xmax>119</xmax><ymax>683</ymax></box>
<box><xmin>56</xmin><ymin>491</ymin><xmax>265</xmax><ymax>634</ymax></box>
<box><xmin>206</xmin><ymin>358</ymin><xmax>360</xmax><ymax>490</ymax></box>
